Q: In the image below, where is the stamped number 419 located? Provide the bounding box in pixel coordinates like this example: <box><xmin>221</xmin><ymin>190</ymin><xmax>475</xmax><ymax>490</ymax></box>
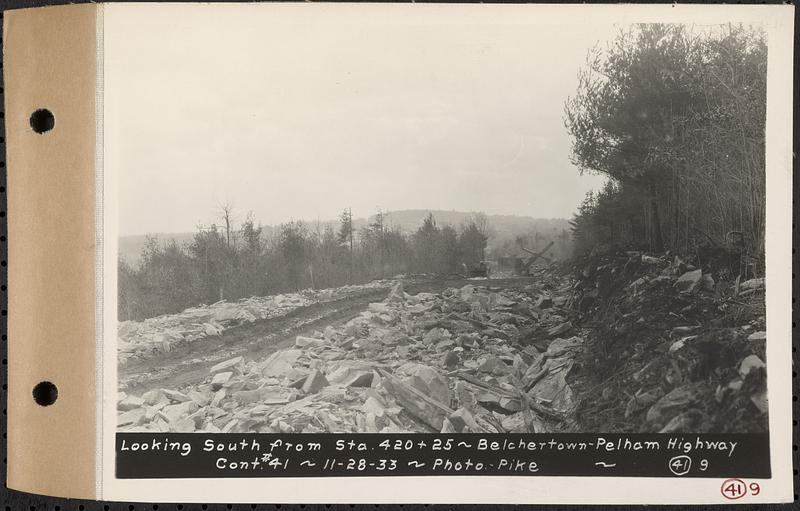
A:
<box><xmin>721</xmin><ymin>479</ymin><xmax>761</xmax><ymax>500</ymax></box>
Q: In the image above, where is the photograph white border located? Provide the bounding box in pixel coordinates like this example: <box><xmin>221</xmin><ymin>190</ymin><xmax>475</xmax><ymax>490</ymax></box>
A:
<box><xmin>99</xmin><ymin>3</ymin><xmax>794</xmax><ymax>503</ymax></box>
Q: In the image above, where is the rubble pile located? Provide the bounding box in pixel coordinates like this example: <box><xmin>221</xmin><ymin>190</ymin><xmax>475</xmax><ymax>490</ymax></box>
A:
<box><xmin>569</xmin><ymin>250</ymin><xmax>767</xmax><ymax>433</ymax></box>
<box><xmin>118</xmin><ymin>276</ymin><xmax>583</xmax><ymax>434</ymax></box>
<box><xmin>118</xmin><ymin>281</ymin><xmax>395</xmax><ymax>365</ymax></box>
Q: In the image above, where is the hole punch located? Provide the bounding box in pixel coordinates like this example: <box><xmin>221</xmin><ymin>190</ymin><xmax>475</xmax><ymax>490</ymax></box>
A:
<box><xmin>32</xmin><ymin>381</ymin><xmax>57</xmax><ymax>406</ymax></box>
<box><xmin>29</xmin><ymin>108</ymin><xmax>55</xmax><ymax>134</ymax></box>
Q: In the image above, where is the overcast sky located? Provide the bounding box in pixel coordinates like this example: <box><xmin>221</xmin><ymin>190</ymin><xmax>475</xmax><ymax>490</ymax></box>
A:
<box><xmin>105</xmin><ymin>4</ymin><xmax>613</xmax><ymax>236</ymax></box>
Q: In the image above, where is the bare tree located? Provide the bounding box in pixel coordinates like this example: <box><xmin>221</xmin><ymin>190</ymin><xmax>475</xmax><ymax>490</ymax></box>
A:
<box><xmin>219</xmin><ymin>201</ymin><xmax>236</xmax><ymax>249</ymax></box>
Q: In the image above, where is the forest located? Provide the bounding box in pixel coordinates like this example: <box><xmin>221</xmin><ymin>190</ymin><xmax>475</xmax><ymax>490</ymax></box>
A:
<box><xmin>565</xmin><ymin>24</ymin><xmax>767</xmax><ymax>265</ymax></box>
<box><xmin>118</xmin><ymin>210</ymin><xmax>494</xmax><ymax>321</ymax></box>
<box><xmin>119</xmin><ymin>23</ymin><xmax>767</xmax><ymax>323</ymax></box>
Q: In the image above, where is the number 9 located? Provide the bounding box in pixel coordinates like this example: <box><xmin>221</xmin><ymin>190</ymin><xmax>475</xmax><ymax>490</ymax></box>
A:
<box><xmin>749</xmin><ymin>482</ymin><xmax>761</xmax><ymax>496</ymax></box>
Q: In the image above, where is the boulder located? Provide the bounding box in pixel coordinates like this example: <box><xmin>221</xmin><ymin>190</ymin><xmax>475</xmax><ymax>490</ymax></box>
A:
<box><xmin>142</xmin><ymin>389</ymin><xmax>166</xmax><ymax>406</ymax></box>
<box><xmin>406</xmin><ymin>364</ymin><xmax>452</xmax><ymax>406</ymax></box>
<box><xmin>294</xmin><ymin>336</ymin><xmax>326</xmax><ymax>349</ymax></box>
<box><xmin>209</xmin><ymin>356</ymin><xmax>244</xmax><ymax>374</ymax></box>
<box><xmin>442</xmin><ymin>350</ymin><xmax>461</xmax><ymax>369</ymax></box>
<box><xmin>162</xmin><ymin>401</ymin><xmax>199</xmax><ymax>423</ymax></box>
<box><xmin>301</xmin><ymin>370</ymin><xmax>329</xmax><ymax>395</ymax></box>
<box><xmin>210</xmin><ymin>371</ymin><xmax>233</xmax><ymax>390</ymax></box>
<box><xmin>261</xmin><ymin>349</ymin><xmax>301</xmax><ymax>378</ymax></box>
<box><xmin>117</xmin><ymin>408</ymin><xmax>146</xmax><ymax>428</ymax></box>
<box><xmin>674</xmin><ymin>269</ymin><xmax>702</xmax><ymax>294</ymax></box>
<box><xmin>739</xmin><ymin>355</ymin><xmax>766</xmax><ymax>378</ymax></box>
<box><xmin>646</xmin><ymin>384</ymin><xmax>700</xmax><ymax>425</ymax></box>
<box><xmin>118</xmin><ymin>394</ymin><xmax>144</xmax><ymax>411</ymax></box>
<box><xmin>386</xmin><ymin>281</ymin><xmax>405</xmax><ymax>303</ymax></box>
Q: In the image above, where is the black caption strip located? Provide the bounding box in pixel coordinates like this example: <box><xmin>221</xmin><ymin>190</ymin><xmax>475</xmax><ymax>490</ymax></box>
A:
<box><xmin>116</xmin><ymin>433</ymin><xmax>770</xmax><ymax>478</ymax></box>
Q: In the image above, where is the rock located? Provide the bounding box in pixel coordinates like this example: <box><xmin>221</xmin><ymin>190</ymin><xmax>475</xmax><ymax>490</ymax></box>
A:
<box><xmin>171</xmin><ymin>417</ymin><xmax>197</xmax><ymax>433</ymax></box>
<box><xmin>545</xmin><ymin>336</ymin><xmax>583</xmax><ymax>358</ymax></box>
<box><xmin>187</xmin><ymin>390</ymin><xmax>210</xmax><ymax>407</ymax></box>
<box><xmin>211</xmin><ymin>388</ymin><xmax>226</xmax><ymax>407</ymax></box>
<box><xmin>232</xmin><ymin>387</ymin><xmax>290</xmax><ymax>405</ymax></box>
<box><xmin>118</xmin><ymin>394</ymin><xmax>144</xmax><ymax>411</ymax></box>
<box><xmin>740</xmin><ymin>278</ymin><xmax>764</xmax><ymax>291</ymax></box>
<box><xmin>362</xmin><ymin>396</ymin><xmax>386</xmax><ymax>417</ymax></box>
<box><xmin>547</xmin><ymin>321</ymin><xmax>572</xmax><ymax>338</ymax></box>
<box><xmin>117</xmin><ymin>408</ymin><xmax>146</xmax><ymax>428</ymax></box>
<box><xmin>478</xmin><ymin>355</ymin><xmax>500</xmax><ymax>373</ymax></box>
<box><xmin>646</xmin><ymin>385</ymin><xmax>699</xmax><ymax>425</ymax></box>
<box><xmin>342</xmin><ymin>371</ymin><xmax>374</xmax><ymax>388</ymax></box>
<box><xmin>387</xmin><ymin>281</ymin><xmax>405</xmax><ymax>303</ymax></box>
<box><xmin>641</xmin><ymin>255</ymin><xmax>665</xmax><ymax>265</ymax></box>
<box><xmin>454</xmin><ymin>381</ymin><xmax>477</xmax><ymax>411</ymax></box>
<box><xmin>448</xmin><ymin>407</ymin><xmax>480</xmax><ymax>433</ymax></box>
<box><xmin>669</xmin><ymin>335</ymin><xmax>697</xmax><ymax>353</ymax></box>
<box><xmin>727</xmin><ymin>378</ymin><xmax>744</xmax><ymax>391</ymax></box>
<box><xmin>210</xmin><ymin>371</ymin><xmax>233</xmax><ymax>390</ymax></box>
<box><xmin>261</xmin><ymin>349</ymin><xmax>301</xmax><ymax>378</ymax></box>
<box><xmin>750</xmin><ymin>389</ymin><xmax>768</xmax><ymax>413</ymax></box>
<box><xmin>423</xmin><ymin>327</ymin><xmax>451</xmax><ymax>346</ymax></box>
<box><xmin>659</xmin><ymin>411</ymin><xmax>697</xmax><ymax>433</ymax></box>
<box><xmin>440</xmin><ymin>417</ymin><xmax>457</xmax><ymax>433</ymax></box>
<box><xmin>529</xmin><ymin>370</ymin><xmax>574</xmax><ymax>414</ymax></box>
<box><xmin>442</xmin><ymin>350</ymin><xmax>461</xmax><ymax>369</ymax></box>
<box><xmin>459</xmin><ymin>285</ymin><xmax>476</xmax><ymax>302</ymax></box>
<box><xmin>624</xmin><ymin>388</ymin><xmax>661</xmax><ymax>418</ymax></box>
<box><xmin>301</xmin><ymin>370</ymin><xmax>329</xmax><ymax>395</ymax></box>
<box><xmin>739</xmin><ymin>355</ymin><xmax>765</xmax><ymax>378</ymax></box>
<box><xmin>499</xmin><ymin>396</ymin><xmax>522</xmax><ymax>412</ymax></box>
<box><xmin>406</xmin><ymin>364</ymin><xmax>452</xmax><ymax>406</ymax></box>
<box><xmin>209</xmin><ymin>356</ymin><xmax>244</xmax><ymax>374</ymax></box>
<box><xmin>368</xmin><ymin>303</ymin><xmax>390</xmax><ymax>314</ymax></box>
<box><xmin>204</xmin><ymin>322</ymin><xmax>223</xmax><ymax>336</ymax></box>
<box><xmin>435</xmin><ymin>339</ymin><xmax>455</xmax><ymax>351</ymax></box>
<box><xmin>500</xmin><ymin>412</ymin><xmax>528</xmax><ymax>433</ymax></box>
<box><xmin>381</xmin><ymin>371</ymin><xmax>454</xmax><ymax>431</ymax></box>
<box><xmin>674</xmin><ymin>269</ymin><xmax>702</xmax><ymax>294</ymax></box>
<box><xmin>161</xmin><ymin>389</ymin><xmax>191</xmax><ymax>402</ymax></box>
<box><xmin>294</xmin><ymin>336</ymin><xmax>326</xmax><ymax>349</ymax></box>
<box><xmin>671</xmin><ymin>326</ymin><xmax>698</xmax><ymax>336</ymax></box>
<box><xmin>142</xmin><ymin>389</ymin><xmax>166</xmax><ymax>406</ymax></box>
<box><xmin>162</xmin><ymin>401</ymin><xmax>199</xmax><ymax>423</ymax></box>
<box><xmin>747</xmin><ymin>331</ymin><xmax>766</xmax><ymax>342</ymax></box>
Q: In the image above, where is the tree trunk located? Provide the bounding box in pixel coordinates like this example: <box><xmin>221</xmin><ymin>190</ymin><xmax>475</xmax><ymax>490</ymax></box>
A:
<box><xmin>651</xmin><ymin>197</ymin><xmax>664</xmax><ymax>252</ymax></box>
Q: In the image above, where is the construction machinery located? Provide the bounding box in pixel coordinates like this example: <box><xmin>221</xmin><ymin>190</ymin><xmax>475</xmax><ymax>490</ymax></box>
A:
<box><xmin>462</xmin><ymin>261</ymin><xmax>491</xmax><ymax>278</ymax></box>
<box><xmin>516</xmin><ymin>240</ymin><xmax>554</xmax><ymax>275</ymax></box>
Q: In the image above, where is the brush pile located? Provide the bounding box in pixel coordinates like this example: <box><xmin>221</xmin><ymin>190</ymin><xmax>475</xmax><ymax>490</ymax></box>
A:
<box><xmin>569</xmin><ymin>249</ymin><xmax>767</xmax><ymax>433</ymax></box>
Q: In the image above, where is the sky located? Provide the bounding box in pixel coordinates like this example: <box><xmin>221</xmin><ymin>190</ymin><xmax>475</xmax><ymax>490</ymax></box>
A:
<box><xmin>105</xmin><ymin>4</ymin><xmax>614</xmax><ymax>236</ymax></box>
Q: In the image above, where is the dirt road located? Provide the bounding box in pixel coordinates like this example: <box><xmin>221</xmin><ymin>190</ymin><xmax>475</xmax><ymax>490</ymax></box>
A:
<box><xmin>119</xmin><ymin>276</ymin><xmax>536</xmax><ymax>395</ymax></box>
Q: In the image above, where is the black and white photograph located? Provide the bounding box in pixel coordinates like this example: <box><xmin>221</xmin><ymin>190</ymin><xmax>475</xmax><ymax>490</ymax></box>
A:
<box><xmin>113</xmin><ymin>9</ymin><xmax>772</xmax><ymax>439</ymax></box>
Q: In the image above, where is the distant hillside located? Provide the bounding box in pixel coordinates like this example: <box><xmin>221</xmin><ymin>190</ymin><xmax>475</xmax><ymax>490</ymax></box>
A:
<box><xmin>357</xmin><ymin>209</ymin><xmax>571</xmax><ymax>258</ymax></box>
<box><xmin>119</xmin><ymin>232</ymin><xmax>196</xmax><ymax>265</ymax></box>
<box><xmin>119</xmin><ymin>210</ymin><xmax>572</xmax><ymax>265</ymax></box>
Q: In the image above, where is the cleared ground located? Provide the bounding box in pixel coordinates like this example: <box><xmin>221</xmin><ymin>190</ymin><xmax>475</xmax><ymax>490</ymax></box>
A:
<box><xmin>119</xmin><ymin>277</ymin><xmax>537</xmax><ymax>396</ymax></box>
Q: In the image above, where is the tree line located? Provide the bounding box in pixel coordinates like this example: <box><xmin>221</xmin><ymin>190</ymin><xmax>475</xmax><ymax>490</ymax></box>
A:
<box><xmin>118</xmin><ymin>210</ymin><xmax>489</xmax><ymax>321</ymax></box>
<box><xmin>565</xmin><ymin>24</ymin><xmax>767</xmax><ymax>263</ymax></box>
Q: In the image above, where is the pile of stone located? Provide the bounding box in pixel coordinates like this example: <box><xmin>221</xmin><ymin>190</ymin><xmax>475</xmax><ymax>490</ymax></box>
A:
<box><xmin>118</xmin><ymin>278</ymin><xmax>581</xmax><ymax>434</ymax></box>
<box><xmin>118</xmin><ymin>281</ymin><xmax>395</xmax><ymax>365</ymax></box>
